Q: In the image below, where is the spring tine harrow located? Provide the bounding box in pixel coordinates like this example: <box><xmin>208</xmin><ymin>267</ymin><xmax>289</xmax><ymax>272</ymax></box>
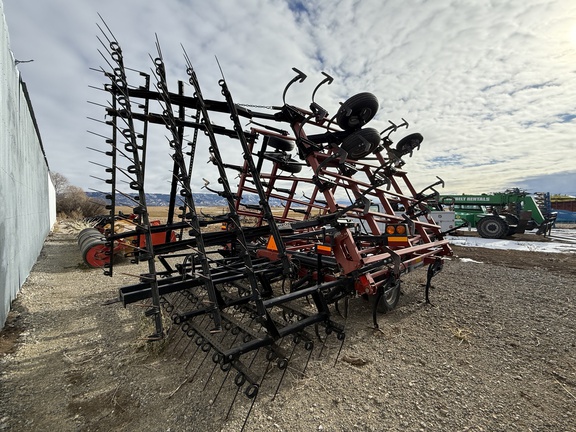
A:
<box><xmin>88</xmin><ymin>20</ymin><xmax>454</xmax><ymax>426</ymax></box>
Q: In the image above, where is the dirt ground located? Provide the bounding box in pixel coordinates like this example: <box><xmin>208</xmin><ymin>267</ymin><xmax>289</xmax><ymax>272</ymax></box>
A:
<box><xmin>1</xmin><ymin>224</ymin><xmax>575</xmax><ymax>431</ymax></box>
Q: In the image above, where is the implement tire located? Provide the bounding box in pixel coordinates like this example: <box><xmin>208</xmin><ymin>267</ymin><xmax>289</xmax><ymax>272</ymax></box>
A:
<box><xmin>369</xmin><ymin>279</ymin><xmax>401</xmax><ymax>313</ymax></box>
<box><xmin>340</xmin><ymin>128</ymin><xmax>381</xmax><ymax>160</ymax></box>
<box><xmin>265</xmin><ymin>136</ymin><xmax>294</xmax><ymax>152</ymax></box>
<box><xmin>395</xmin><ymin>133</ymin><xmax>423</xmax><ymax>155</ymax></box>
<box><xmin>278</xmin><ymin>161</ymin><xmax>303</xmax><ymax>173</ymax></box>
<box><xmin>336</xmin><ymin>92</ymin><xmax>379</xmax><ymax>130</ymax></box>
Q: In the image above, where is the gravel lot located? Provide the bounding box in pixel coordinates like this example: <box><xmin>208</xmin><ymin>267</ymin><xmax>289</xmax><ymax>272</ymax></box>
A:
<box><xmin>1</xmin><ymin>224</ymin><xmax>575</xmax><ymax>431</ymax></box>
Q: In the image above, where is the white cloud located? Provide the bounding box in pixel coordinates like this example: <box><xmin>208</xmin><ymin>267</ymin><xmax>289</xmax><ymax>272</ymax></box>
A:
<box><xmin>3</xmin><ymin>0</ymin><xmax>576</xmax><ymax>198</ymax></box>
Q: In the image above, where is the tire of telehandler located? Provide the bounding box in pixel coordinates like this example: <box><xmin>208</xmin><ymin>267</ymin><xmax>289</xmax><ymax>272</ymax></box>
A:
<box><xmin>476</xmin><ymin>216</ymin><xmax>508</xmax><ymax>239</ymax></box>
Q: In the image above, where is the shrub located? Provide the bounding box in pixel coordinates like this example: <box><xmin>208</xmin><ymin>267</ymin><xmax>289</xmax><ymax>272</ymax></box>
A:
<box><xmin>51</xmin><ymin>173</ymin><xmax>106</xmax><ymax>219</ymax></box>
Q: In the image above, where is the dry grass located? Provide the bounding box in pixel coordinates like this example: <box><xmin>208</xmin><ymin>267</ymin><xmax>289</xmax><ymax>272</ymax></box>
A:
<box><xmin>450</xmin><ymin>326</ymin><xmax>473</xmax><ymax>345</ymax></box>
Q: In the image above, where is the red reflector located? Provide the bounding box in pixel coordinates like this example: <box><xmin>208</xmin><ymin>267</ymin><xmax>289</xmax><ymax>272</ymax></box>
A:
<box><xmin>359</xmin><ymin>274</ymin><xmax>370</xmax><ymax>286</ymax></box>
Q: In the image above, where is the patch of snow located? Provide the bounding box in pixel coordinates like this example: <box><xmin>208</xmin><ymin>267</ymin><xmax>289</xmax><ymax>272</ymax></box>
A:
<box><xmin>459</xmin><ymin>258</ymin><xmax>484</xmax><ymax>264</ymax></box>
<box><xmin>447</xmin><ymin>236</ymin><xmax>576</xmax><ymax>253</ymax></box>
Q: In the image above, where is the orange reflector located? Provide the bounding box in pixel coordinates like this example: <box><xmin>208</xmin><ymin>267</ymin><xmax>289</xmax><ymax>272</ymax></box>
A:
<box><xmin>388</xmin><ymin>236</ymin><xmax>409</xmax><ymax>245</ymax></box>
<box><xmin>317</xmin><ymin>244</ymin><xmax>332</xmax><ymax>256</ymax></box>
<box><xmin>221</xmin><ymin>223</ymin><xmax>227</xmax><ymax>231</ymax></box>
<box><xmin>396</xmin><ymin>225</ymin><xmax>407</xmax><ymax>235</ymax></box>
<box><xmin>266</xmin><ymin>236</ymin><xmax>278</xmax><ymax>251</ymax></box>
<box><xmin>385</xmin><ymin>225</ymin><xmax>396</xmax><ymax>235</ymax></box>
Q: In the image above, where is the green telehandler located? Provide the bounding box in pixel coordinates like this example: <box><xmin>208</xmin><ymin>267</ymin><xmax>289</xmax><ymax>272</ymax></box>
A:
<box><xmin>431</xmin><ymin>189</ymin><xmax>557</xmax><ymax>239</ymax></box>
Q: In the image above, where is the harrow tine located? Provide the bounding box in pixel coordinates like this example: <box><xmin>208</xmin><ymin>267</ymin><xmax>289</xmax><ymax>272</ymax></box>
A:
<box><xmin>240</xmin><ymin>358</ymin><xmax>274</xmax><ymax>432</ymax></box>
<box><xmin>344</xmin><ymin>297</ymin><xmax>350</xmax><ymax>318</ymax></box>
<box><xmin>272</xmin><ymin>340</ymin><xmax>297</xmax><ymax>401</ymax></box>
<box><xmin>186</xmin><ymin>342</ymin><xmax>211</xmax><ymax>378</ymax></box>
<box><xmin>178</xmin><ymin>333</ymin><xmax>196</xmax><ymax>361</ymax></box>
<box><xmin>170</xmin><ymin>292</ymin><xmax>196</xmax><ymax>319</ymax></box>
<box><xmin>86</xmin><ymin>100</ymin><xmax>110</xmax><ymax>109</ymax></box>
<box><xmin>314</xmin><ymin>322</ymin><xmax>326</xmax><ymax>344</ymax></box>
<box><xmin>202</xmin><ymin>355</ymin><xmax>220</xmax><ymax>391</ymax></box>
<box><xmin>202</xmin><ymin>325</ymin><xmax>233</xmax><ymax>391</ymax></box>
<box><xmin>334</xmin><ymin>299</ymin><xmax>343</xmax><ymax>317</ymax></box>
<box><xmin>167</xmin><ymin>324</ymin><xmax>188</xmax><ymax>354</ymax></box>
<box><xmin>212</xmin><ymin>363</ymin><xmax>233</xmax><ymax>405</ymax></box>
<box><xmin>164</xmin><ymin>300</ymin><xmax>194</xmax><ymax>349</ymax></box>
<box><xmin>179</xmin><ymin>316</ymin><xmax>209</xmax><ymax>360</ymax></box>
<box><xmin>316</xmin><ymin>328</ymin><xmax>329</xmax><ymax>360</ymax></box>
<box><xmin>86</xmin><ymin>130</ymin><xmax>111</xmax><ymax>141</ymax></box>
<box><xmin>225</xmin><ymin>345</ymin><xmax>261</xmax><ymax>421</ymax></box>
<box><xmin>225</xmin><ymin>383</ymin><xmax>242</xmax><ymax>421</ymax></box>
<box><xmin>111</xmin><ymin>189</ymin><xmax>140</xmax><ymax>206</ymax></box>
<box><xmin>301</xmin><ymin>339</ymin><xmax>315</xmax><ymax>377</ymax></box>
<box><xmin>96</xmin><ymin>14</ymin><xmax>119</xmax><ymax>45</ymax></box>
<box><xmin>334</xmin><ymin>332</ymin><xmax>346</xmax><ymax>367</ymax></box>
<box><xmin>95</xmin><ymin>47</ymin><xmax>117</xmax><ymax>73</ymax></box>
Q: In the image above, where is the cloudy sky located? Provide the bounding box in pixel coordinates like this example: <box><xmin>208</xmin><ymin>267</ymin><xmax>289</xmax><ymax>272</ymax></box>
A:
<box><xmin>3</xmin><ymin>0</ymin><xmax>576</xmax><ymax>197</ymax></box>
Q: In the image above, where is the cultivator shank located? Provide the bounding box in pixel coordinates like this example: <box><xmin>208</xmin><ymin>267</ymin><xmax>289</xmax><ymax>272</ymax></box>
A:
<box><xmin>88</xmin><ymin>22</ymin><xmax>451</xmax><ymax>425</ymax></box>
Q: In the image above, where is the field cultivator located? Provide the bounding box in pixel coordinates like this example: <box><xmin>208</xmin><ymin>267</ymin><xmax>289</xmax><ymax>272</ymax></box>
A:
<box><xmin>88</xmin><ymin>23</ymin><xmax>452</xmax><ymax>426</ymax></box>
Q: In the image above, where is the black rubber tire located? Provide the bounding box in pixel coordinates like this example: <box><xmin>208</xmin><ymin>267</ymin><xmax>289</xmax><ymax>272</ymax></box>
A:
<box><xmin>369</xmin><ymin>279</ymin><xmax>401</xmax><ymax>313</ymax></box>
<box><xmin>504</xmin><ymin>214</ymin><xmax>519</xmax><ymax>236</ymax></box>
<box><xmin>503</xmin><ymin>214</ymin><xmax>519</xmax><ymax>226</ymax></box>
<box><xmin>336</xmin><ymin>92</ymin><xmax>379</xmax><ymax>130</ymax></box>
<box><xmin>396</xmin><ymin>133</ymin><xmax>423</xmax><ymax>154</ymax></box>
<box><xmin>340</xmin><ymin>128</ymin><xmax>381</xmax><ymax>160</ymax></box>
<box><xmin>278</xmin><ymin>160</ymin><xmax>303</xmax><ymax>173</ymax></box>
<box><xmin>265</xmin><ymin>136</ymin><xmax>294</xmax><ymax>152</ymax></box>
<box><xmin>477</xmin><ymin>216</ymin><xmax>509</xmax><ymax>239</ymax></box>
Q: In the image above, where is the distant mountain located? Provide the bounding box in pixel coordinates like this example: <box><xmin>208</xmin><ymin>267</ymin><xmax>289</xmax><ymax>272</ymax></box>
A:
<box><xmin>86</xmin><ymin>191</ymin><xmax>283</xmax><ymax>207</ymax></box>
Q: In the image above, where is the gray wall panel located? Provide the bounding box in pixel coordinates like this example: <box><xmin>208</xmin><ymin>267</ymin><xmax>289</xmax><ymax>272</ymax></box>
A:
<box><xmin>1</xmin><ymin>2</ymin><xmax>56</xmax><ymax>328</ymax></box>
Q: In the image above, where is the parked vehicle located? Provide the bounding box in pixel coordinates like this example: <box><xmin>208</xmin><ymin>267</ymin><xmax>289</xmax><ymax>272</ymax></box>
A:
<box><xmin>432</xmin><ymin>190</ymin><xmax>557</xmax><ymax>239</ymax></box>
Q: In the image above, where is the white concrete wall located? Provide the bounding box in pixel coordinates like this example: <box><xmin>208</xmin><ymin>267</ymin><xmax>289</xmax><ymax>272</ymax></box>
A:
<box><xmin>1</xmin><ymin>2</ymin><xmax>56</xmax><ymax>329</ymax></box>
